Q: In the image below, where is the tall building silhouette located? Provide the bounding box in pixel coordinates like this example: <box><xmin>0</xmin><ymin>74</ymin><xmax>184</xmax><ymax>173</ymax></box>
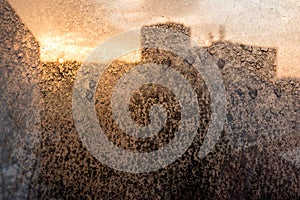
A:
<box><xmin>0</xmin><ymin>0</ymin><xmax>41</xmax><ymax>199</ymax></box>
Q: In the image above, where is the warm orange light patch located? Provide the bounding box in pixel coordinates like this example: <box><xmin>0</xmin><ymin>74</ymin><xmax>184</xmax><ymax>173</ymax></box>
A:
<box><xmin>118</xmin><ymin>50</ymin><xmax>141</xmax><ymax>63</ymax></box>
<box><xmin>58</xmin><ymin>58</ymin><xmax>64</xmax><ymax>63</ymax></box>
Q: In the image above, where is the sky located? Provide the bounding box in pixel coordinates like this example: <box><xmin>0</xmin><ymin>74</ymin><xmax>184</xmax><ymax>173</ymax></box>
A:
<box><xmin>7</xmin><ymin>0</ymin><xmax>300</xmax><ymax>78</ymax></box>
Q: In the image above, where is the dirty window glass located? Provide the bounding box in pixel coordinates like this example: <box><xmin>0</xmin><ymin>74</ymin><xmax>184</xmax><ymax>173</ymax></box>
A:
<box><xmin>1</xmin><ymin>0</ymin><xmax>299</xmax><ymax>199</ymax></box>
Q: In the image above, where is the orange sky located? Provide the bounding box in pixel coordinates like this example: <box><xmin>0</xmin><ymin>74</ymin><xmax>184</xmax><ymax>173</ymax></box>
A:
<box><xmin>7</xmin><ymin>0</ymin><xmax>300</xmax><ymax>79</ymax></box>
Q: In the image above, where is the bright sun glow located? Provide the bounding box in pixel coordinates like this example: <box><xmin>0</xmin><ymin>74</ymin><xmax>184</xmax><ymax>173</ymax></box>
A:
<box><xmin>58</xmin><ymin>58</ymin><xmax>64</xmax><ymax>63</ymax></box>
<box><xmin>39</xmin><ymin>35</ymin><xmax>93</xmax><ymax>62</ymax></box>
<box><xmin>118</xmin><ymin>50</ymin><xmax>142</xmax><ymax>63</ymax></box>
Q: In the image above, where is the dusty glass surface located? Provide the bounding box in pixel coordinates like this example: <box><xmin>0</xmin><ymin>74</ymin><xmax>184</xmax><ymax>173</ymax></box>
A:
<box><xmin>1</xmin><ymin>0</ymin><xmax>299</xmax><ymax>199</ymax></box>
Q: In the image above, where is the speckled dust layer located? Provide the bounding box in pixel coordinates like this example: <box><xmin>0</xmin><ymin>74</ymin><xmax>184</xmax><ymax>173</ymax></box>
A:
<box><xmin>33</xmin><ymin>23</ymin><xmax>299</xmax><ymax>199</ymax></box>
<box><xmin>0</xmin><ymin>0</ymin><xmax>42</xmax><ymax>199</ymax></box>
<box><xmin>1</xmin><ymin>3</ymin><xmax>299</xmax><ymax>198</ymax></box>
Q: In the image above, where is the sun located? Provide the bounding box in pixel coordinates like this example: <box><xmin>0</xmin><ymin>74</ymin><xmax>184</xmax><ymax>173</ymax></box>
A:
<box><xmin>58</xmin><ymin>58</ymin><xmax>64</xmax><ymax>63</ymax></box>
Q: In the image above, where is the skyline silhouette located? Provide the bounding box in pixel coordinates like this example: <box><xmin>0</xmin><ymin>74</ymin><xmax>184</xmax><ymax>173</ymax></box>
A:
<box><xmin>1</xmin><ymin>0</ymin><xmax>299</xmax><ymax>199</ymax></box>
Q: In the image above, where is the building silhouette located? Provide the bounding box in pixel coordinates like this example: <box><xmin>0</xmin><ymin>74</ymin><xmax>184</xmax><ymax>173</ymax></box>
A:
<box><xmin>0</xmin><ymin>0</ymin><xmax>41</xmax><ymax>199</ymax></box>
<box><xmin>139</xmin><ymin>22</ymin><xmax>299</xmax><ymax>198</ymax></box>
